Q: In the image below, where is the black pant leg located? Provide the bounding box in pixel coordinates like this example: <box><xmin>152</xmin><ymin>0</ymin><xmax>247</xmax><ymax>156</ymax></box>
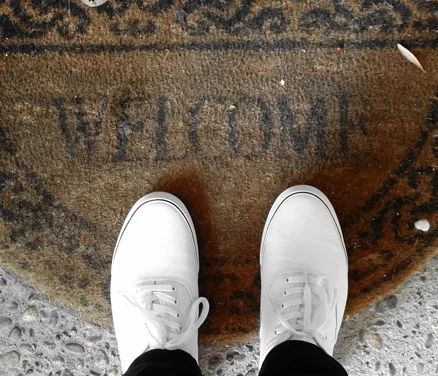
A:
<box><xmin>259</xmin><ymin>341</ymin><xmax>348</xmax><ymax>376</ymax></box>
<box><xmin>123</xmin><ymin>349</ymin><xmax>203</xmax><ymax>376</ymax></box>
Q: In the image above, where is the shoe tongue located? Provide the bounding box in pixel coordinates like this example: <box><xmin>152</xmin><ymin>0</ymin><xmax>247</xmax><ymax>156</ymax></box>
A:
<box><xmin>148</xmin><ymin>281</ymin><xmax>179</xmax><ymax>336</ymax></box>
<box><xmin>282</xmin><ymin>272</ymin><xmax>327</xmax><ymax>341</ymax></box>
<box><xmin>288</xmin><ymin>334</ymin><xmax>318</xmax><ymax>347</ymax></box>
<box><xmin>285</xmin><ymin>274</ymin><xmax>319</xmax><ymax>323</ymax></box>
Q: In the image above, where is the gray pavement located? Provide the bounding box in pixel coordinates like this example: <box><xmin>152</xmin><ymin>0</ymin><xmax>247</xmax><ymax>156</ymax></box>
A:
<box><xmin>0</xmin><ymin>253</ymin><xmax>437</xmax><ymax>376</ymax></box>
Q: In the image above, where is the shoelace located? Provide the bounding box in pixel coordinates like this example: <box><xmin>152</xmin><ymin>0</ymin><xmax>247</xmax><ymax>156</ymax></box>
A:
<box><xmin>270</xmin><ymin>272</ymin><xmax>337</xmax><ymax>343</ymax></box>
<box><xmin>119</xmin><ymin>281</ymin><xmax>209</xmax><ymax>350</ymax></box>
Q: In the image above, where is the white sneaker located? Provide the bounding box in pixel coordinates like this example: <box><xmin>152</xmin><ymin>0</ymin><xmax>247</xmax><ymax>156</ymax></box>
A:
<box><xmin>111</xmin><ymin>192</ymin><xmax>209</xmax><ymax>373</ymax></box>
<box><xmin>259</xmin><ymin>185</ymin><xmax>348</xmax><ymax>368</ymax></box>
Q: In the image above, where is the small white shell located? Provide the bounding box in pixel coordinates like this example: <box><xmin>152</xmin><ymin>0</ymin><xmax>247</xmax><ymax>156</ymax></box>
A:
<box><xmin>414</xmin><ymin>219</ymin><xmax>430</xmax><ymax>232</ymax></box>
<box><xmin>82</xmin><ymin>0</ymin><xmax>108</xmax><ymax>7</ymax></box>
<box><xmin>397</xmin><ymin>44</ymin><xmax>426</xmax><ymax>73</ymax></box>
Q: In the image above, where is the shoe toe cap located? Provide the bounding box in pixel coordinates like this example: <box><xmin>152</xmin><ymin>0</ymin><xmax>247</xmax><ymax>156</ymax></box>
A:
<box><xmin>112</xmin><ymin>200</ymin><xmax>198</xmax><ymax>284</ymax></box>
<box><xmin>263</xmin><ymin>192</ymin><xmax>347</xmax><ymax>282</ymax></box>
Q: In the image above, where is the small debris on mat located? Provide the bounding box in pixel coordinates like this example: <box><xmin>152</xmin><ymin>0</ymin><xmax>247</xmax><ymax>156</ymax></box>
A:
<box><xmin>397</xmin><ymin>44</ymin><xmax>426</xmax><ymax>73</ymax></box>
<box><xmin>414</xmin><ymin>219</ymin><xmax>430</xmax><ymax>232</ymax></box>
<box><xmin>176</xmin><ymin>8</ymin><xmax>188</xmax><ymax>24</ymax></box>
<box><xmin>279</xmin><ymin>79</ymin><xmax>285</xmax><ymax>86</ymax></box>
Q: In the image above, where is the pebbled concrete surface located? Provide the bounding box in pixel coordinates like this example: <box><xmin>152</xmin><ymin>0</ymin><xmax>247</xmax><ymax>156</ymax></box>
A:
<box><xmin>0</xmin><ymin>253</ymin><xmax>437</xmax><ymax>376</ymax></box>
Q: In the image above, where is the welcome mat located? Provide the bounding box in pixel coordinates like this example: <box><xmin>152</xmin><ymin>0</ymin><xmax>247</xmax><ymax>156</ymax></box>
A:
<box><xmin>1</xmin><ymin>0</ymin><xmax>438</xmax><ymax>342</ymax></box>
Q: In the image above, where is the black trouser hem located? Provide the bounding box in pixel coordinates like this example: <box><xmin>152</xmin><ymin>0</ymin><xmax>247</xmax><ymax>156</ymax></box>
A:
<box><xmin>123</xmin><ymin>349</ymin><xmax>202</xmax><ymax>376</ymax></box>
<box><xmin>259</xmin><ymin>341</ymin><xmax>348</xmax><ymax>376</ymax></box>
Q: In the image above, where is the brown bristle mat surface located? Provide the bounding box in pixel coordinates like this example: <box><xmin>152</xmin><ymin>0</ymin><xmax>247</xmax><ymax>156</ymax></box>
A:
<box><xmin>1</xmin><ymin>0</ymin><xmax>438</xmax><ymax>343</ymax></box>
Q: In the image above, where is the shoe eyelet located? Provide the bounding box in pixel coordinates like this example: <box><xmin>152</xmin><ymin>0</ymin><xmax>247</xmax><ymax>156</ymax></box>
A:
<box><xmin>274</xmin><ymin>330</ymin><xmax>279</xmax><ymax>336</ymax></box>
<box><xmin>174</xmin><ymin>299</ymin><xmax>178</xmax><ymax>305</ymax></box>
<box><xmin>172</xmin><ymin>286</ymin><xmax>176</xmax><ymax>292</ymax></box>
<box><xmin>281</xmin><ymin>303</ymin><xmax>285</xmax><ymax>309</ymax></box>
<box><xmin>178</xmin><ymin>326</ymin><xmax>182</xmax><ymax>332</ymax></box>
<box><xmin>283</xmin><ymin>291</ymin><xmax>287</xmax><ymax>296</ymax></box>
<box><xmin>176</xmin><ymin>313</ymin><xmax>180</xmax><ymax>318</ymax></box>
<box><xmin>285</xmin><ymin>278</ymin><xmax>289</xmax><ymax>283</ymax></box>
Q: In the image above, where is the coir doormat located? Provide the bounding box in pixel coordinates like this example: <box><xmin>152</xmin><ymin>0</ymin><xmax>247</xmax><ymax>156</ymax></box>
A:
<box><xmin>0</xmin><ymin>0</ymin><xmax>438</xmax><ymax>342</ymax></box>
